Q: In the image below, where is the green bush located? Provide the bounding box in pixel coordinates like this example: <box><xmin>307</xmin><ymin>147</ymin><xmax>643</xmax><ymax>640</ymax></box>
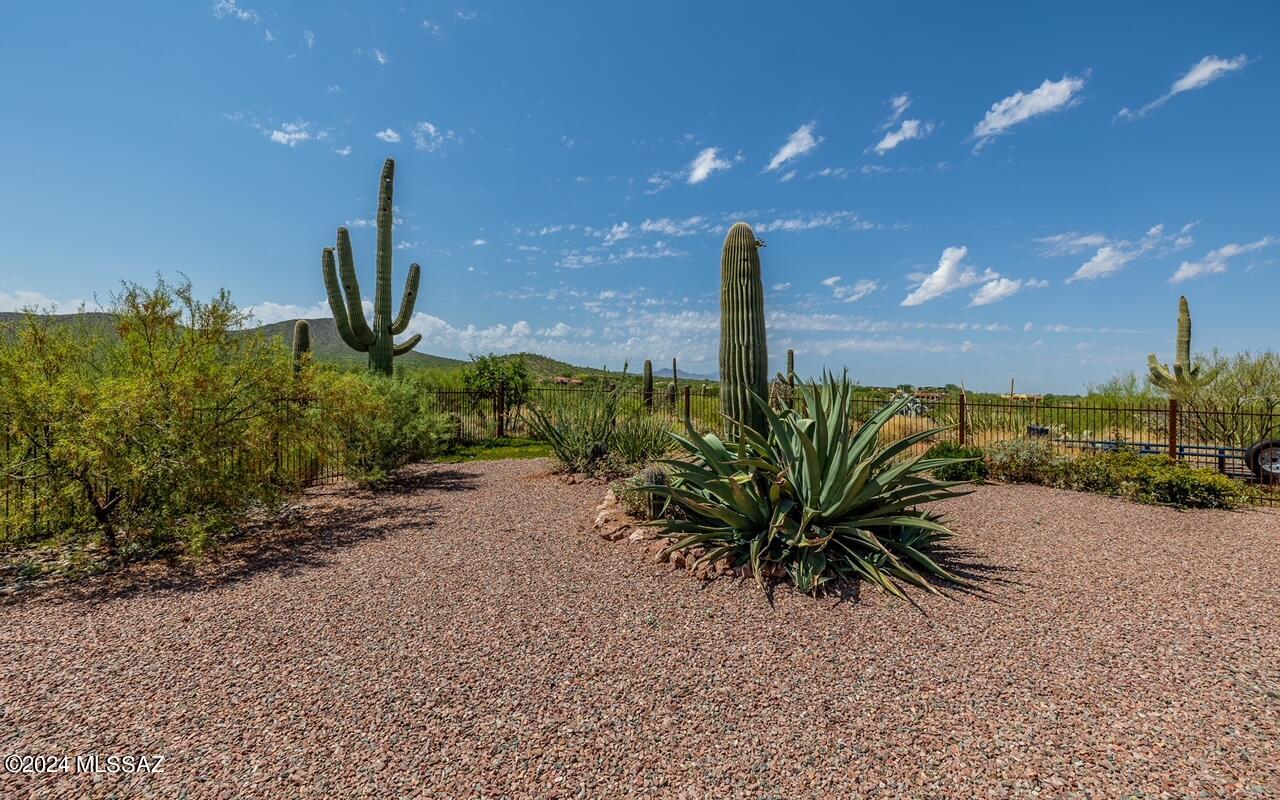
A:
<box><xmin>609</xmin><ymin>413</ymin><xmax>676</xmax><ymax>471</ymax></box>
<box><xmin>922</xmin><ymin>442</ymin><xmax>988</xmax><ymax>482</ymax></box>
<box><xmin>642</xmin><ymin>374</ymin><xmax>971</xmax><ymax>597</ymax></box>
<box><xmin>1057</xmin><ymin>451</ymin><xmax>1251</xmax><ymax>509</ymax></box>
<box><xmin>524</xmin><ymin>380</ymin><xmax>620</xmax><ymax>473</ymax></box>
<box><xmin>0</xmin><ymin>279</ymin><xmax>308</xmax><ymax>559</ymax></box>
<box><xmin>985</xmin><ymin>439</ymin><xmax>1066</xmax><ymax>484</ymax></box>
<box><xmin>318</xmin><ymin>372</ymin><xmax>453</xmax><ymax>486</ymax></box>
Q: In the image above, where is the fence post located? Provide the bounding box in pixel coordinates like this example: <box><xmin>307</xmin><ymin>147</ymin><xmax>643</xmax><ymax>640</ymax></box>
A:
<box><xmin>495</xmin><ymin>381</ymin><xmax>506</xmax><ymax>439</ymax></box>
<box><xmin>1167</xmin><ymin>398</ymin><xmax>1178</xmax><ymax>460</ymax></box>
<box><xmin>682</xmin><ymin>386</ymin><xmax>691</xmax><ymax>421</ymax></box>
<box><xmin>958</xmin><ymin>392</ymin><xmax>967</xmax><ymax>446</ymax></box>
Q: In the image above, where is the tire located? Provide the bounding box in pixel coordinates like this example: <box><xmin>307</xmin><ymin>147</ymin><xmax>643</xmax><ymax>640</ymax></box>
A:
<box><xmin>1245</xmin><ymin>439</ymin><xmax>1280</xmax><ymax>483</ymax></box>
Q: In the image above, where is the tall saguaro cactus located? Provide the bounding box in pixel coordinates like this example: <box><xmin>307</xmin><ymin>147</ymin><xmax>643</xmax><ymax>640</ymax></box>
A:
<box><xmin>322</xmin><ymin>158</ymin><xmax>422</xmax><ymax>375</ymax></box>
<box><xmin>719</xmin><ymin>222</ymin><xmax>768</xmax><ymax>436</ymax></box>
<box><xmin>1148</xmin><ymin>295</ymin><xmax>1203</xmax><ymax>394</ymax></box>
<box><xmin>786</xmin><ymin>349</ymin><xmax>795</xmax><ymax>388</ymax></box>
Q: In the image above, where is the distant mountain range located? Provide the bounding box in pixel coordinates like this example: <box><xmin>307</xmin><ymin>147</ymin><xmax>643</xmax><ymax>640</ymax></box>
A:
<box><xmin>0</xmin><ymin>312</ymin><xmax>624</xmax><ymax>378</ymax></box>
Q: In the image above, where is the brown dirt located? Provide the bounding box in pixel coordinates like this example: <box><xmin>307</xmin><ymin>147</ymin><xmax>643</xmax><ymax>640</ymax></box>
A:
<box><xmin>1</xmin><ymin>458</ymin><xmax>1277</xmax><ymax>798</ymax></box>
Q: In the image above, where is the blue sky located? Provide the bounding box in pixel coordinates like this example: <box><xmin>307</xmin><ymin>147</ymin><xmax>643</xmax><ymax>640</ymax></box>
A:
<box><xmin>1</xmin><ymin>2</ymin><xmax>1277</xmax><ymax>392</ymax></box>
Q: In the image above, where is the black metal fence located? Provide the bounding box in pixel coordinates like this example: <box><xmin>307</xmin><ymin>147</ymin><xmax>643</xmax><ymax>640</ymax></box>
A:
<box><xmin>4</xmin><ymin>388</ymin><xmax>1277</xmax><ymax>543</ymax></box>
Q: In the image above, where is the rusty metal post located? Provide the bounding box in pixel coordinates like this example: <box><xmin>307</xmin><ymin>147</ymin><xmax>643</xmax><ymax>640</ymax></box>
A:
<box><xmin>682</xmin><ymin>386</ymin><xmax>691</xmax><ymax>422</ymax></box>
<box><xmin>496</xmin><ymin>381</ymin><xmax>507</xmax><ymax>439</ymax></box>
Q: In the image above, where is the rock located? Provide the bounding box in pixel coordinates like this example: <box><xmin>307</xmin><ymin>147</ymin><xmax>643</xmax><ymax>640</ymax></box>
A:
<box><xmin>628</xmin><ymin>529</ymin><xmax>651</xmax><ymax>544</ymax></box>
<box><xmin>606</xmin><ymin>525</ymin><xmax>631</xmax><ymax>542</ymax></box>
<box><xmin>670</xmin><ymin>552</ymin><xmax>686</xmax><ymax>568</ymax></box>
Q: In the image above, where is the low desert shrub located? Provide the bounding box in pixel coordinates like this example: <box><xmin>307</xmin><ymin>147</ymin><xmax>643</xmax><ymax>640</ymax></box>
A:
<box><xmin>922</xmin><ymin>442</ymin><xmax>988</xmax><ymax>482</ymax></box>
<box><xmin>642</xmin><ymin>374</ymin><xmax>971</xmax><ymax>597</ymax></box>
<box><xmin>0</xmin><ymin>279</ymin><xmax>308</xmax><ymax>558</ymax></box>
<box><xmin>318</xmin><ymin>372</ymin><xmax>454</xmax><ymax>486</ymax></box>
<box><xmin>985</xmin><ymin>439</ymin><xmax>1066</xmax><ymax>484</ymax></box>
<box><xmin>525</xmin><ymin>382</ymin><xmax>673</xmax><ymax>476</ymax></box>
<box><xmin>1057</xmin><ymin>451</ymin><xmax>1251</xmax><ymax>509</ymax></box>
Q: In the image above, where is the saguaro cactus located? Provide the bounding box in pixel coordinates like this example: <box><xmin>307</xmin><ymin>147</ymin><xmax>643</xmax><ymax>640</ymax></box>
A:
<box><xmin>671</xmin><ymin>357</ymin><xmax>678</xmax><ymax>400</ymax></box>
<box><xmin>292</xmin><ymin>319</ymin><xmax>311</xmax><ymax>373</ymax></box>
<box><xmin>719</xmin><ymin>222</ymin><xmax>768</xmax><ymax>435</ymax></box>
<box><xmin>786</xmin><ymin>349</ymin><xmax>795</xmax><ymax>388</ymax></box>
<box><xmin>643</xmin><ymin>360</ymin><xmax>654</xmax><ymax>410</ymax></box>
<box><xmin>322</xmin><ymin>158</ymin><xmax>422</xmax><ymax>375</ymax></box>
<box><xmin>1148</xmin><ymin>295</ymin><xmax>1203</xmax><ymax>394</ymax></box>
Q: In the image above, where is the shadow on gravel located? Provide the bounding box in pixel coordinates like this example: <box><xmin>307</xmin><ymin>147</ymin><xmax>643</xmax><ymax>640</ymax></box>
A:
<box><xmin>5</xmin><ymin>466</ymin><xmax>481</xmax><ymax>607</ymax></box>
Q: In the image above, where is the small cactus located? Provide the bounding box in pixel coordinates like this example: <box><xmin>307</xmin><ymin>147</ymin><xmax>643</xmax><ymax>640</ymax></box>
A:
<box><xmin>786</xmin><ymin>349</ymin><xmax>795</xmax><ymax>387</ymax></box>
<box><xmin>719</xmin><ymin>222</ymin><xmax>769</xmax><ymax>436</ymax></box>
<box><xmin>643</xmin><ymin>359</ymin><xmax>654</xmax><ymax>410</ymax></box>
<box><xmin>321</xmin><ymin>158</ymin><xmax>422</xmax><ymax>375</ymax></box>
<box><xmin>1148</xmin><ymin>295</ymin><xmax>1206</xmax><ymax>394</ymax></box>
<box><xmin>637</xmin><ymin>465</ymin><xmax>668</xmax><ymax>520</ymax></box>
<box><xmin>292</xmin><ymin>319</ymin><xmax>310</xmax><ymax>373</ymax></box>
<box><xmin>666</xmin><ymin>380</ymin><xmax>676</xmax><ymax>408</ymax></box>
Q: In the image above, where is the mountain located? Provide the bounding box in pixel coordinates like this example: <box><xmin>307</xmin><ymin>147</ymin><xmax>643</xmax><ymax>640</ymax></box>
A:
<box><xmin>253</xmin><ymin>318</ymin><xmax>466</xmax><ymax>369</ymax></box>
<box><xmin>0</xmin><ymin>312</ymin><xmax>625</xmax><ymax>377</ymax></box>
<box><xmin>654</xmin><ymin>367</ymin><xmax>718</xmax><ymax>381</ymax></box>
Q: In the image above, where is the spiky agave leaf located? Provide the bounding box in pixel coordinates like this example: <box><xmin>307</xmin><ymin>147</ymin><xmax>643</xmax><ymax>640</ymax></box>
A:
<box><xmin>640</xmin><ymin>372</ymin><xmax>972</xmax><ymax>597</ymax></box>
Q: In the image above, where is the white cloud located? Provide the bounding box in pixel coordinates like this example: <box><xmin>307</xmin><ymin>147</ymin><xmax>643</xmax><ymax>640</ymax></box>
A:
<box><xmin>969</xmin><ymin>277</ymin><xmax>1046</xmax><ymax>307</ymax></box>
<box><xmin>263</xmin><ymin>29</ymin><xmax>276</xmax><ymax>42</ymax></box>
<box><xmin>456</xmin><ymin>10</ymin><xmax>477</xmax><ymax>20</ymax></box>
<box><xmin>639</xmin><ymin>216</ymin><xmax>706</xmax><ymax>237</ymax></box>
<box><xmin>827</xmin><ymin>277</ymin><xmax>879</xmax><ymax>303</ymax></box>
<box><xmin>779</xmin><ymin>169</ymin><xmax>797</xmax><ymax>182</ymax></box>
<box><xmin>810</xmin><ymin>167</ymin><xmax>851</xmax><ymax>179</ymax></box>
<box><xmin>373</xmin><ymin>49</ymin><xmax>388</xmax><ymax>65</ymax></box>
<box><xmin>374</xmin><ymin>128</ymin><xmax>401</xmax><ymax>143</ymax></box>
<box><xmin>1035</xmin><ymin>231</ymin><xmax>1109</xmax><ymax>256</ymax></box>
<box><xmin>212</xmin><ymin>0</ymin><xmax>258</xmax><ymax>23</ymax></box>
<box><xmin>871</xmin><ymin>119</ymin><xmax>934</xmax><ymax>155</ymax></box>
<box><xmin>765</xmin><ymin>122</ymin><xmax>822</xmax><ymax>172</ymax></box>
<box><xmin>752</xmin><ymin>210</ymin><xmax>874</xmax><ymax>234</ymax></box>
<box><xmin>1170</xmin><ymin>236</ymin><xmax>1276</xmax><ymax>283</ymax></box>
<box><xmin>267</xmin><ymin>120</ymin><xmax>312</xmax><ymax>147</ymax></box>
<box><xmin>471</xmin><ymin>238</ymin><xmax>487</xmax><ymax>246</ymax></box>
<box><xmin>333</xmin><ymin>145</ymin><xmax>352</xmax><ymax>157</ymax></box>
<box><xmin>973</xmin><ymin>74</ymin><xmax>1087</xmax><ymax>150</ymax></box>
<box><xmin>1023</xmin><ymin>322</ymin><xmax>1035</xmax><ymax>332</ymax></box>
<box><xmin>901</xmin><ymin>246</ymin><xmax>998</xmax><ymax>306</ymax></box>
<box><xmin>1067</xmin><ymin>246</ymin><xmax>1136</xmax><ymax>283</ymax></box>
<box><xmin>882</xmin><ymin>94</ymin><xmax>911</xmax><ymax>128</ymax></box>
<box><xmin>1065</xmin><ymin>223</ymin><xmax>1187</xmax><ymax>282</ymax></box>
<box><xmin>422</xmin><ymin>19</ymin><xmax>442</xmax><ymax>35</ymax></box>
<box><xmin>1117</xmin><ymin>54</ymin><xmax>1249</xmax><ymax>120</ymax></box>
<box><xmin>0</xmin><ymin>289</ymin><xmax>97</xmax><ymax>313</ymax></box>
<box><xmin>304</xmin><ymin>30</ymin><xmax>315</xmax><ymax>48</ymax></box>
<box><xmin>686</xmin><ymin>147</ymin><xmax>732</xmax><ymax>184</ymax></box>
<box><xmin>411</xmin><ymin>121</ymin><xmax>459</xmax><ymax>153</ymax></box>
<box><xmin>772</xmin><ymin>282</ymin><xmax>792</xmax><ymax>292</ymax></box>
<box><xmin>244</xmin><ymin>300</ymin><xmax>334</xmax><ymax>324</ymax></box>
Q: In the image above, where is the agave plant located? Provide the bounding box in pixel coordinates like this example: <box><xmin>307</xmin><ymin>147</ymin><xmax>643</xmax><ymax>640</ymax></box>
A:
<box><xmin>642</xmin><ymin>372</ymin><xmax>972</xmax><ymax>596</ymax></box>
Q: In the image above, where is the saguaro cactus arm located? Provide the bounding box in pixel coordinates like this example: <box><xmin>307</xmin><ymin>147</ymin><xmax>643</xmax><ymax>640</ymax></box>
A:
<box><xmin>322</xmin><ymin>247</ymin><xmax>369</xmax><ymax>352</ymax></box>
<box><xmin>393</xmin><ymin>334</ymin><xmax>422</xmax><ymax>356</ymax></box>
<box><xmin>390</xmin><ymin>264</ymin><xmax>421</xmax><ymax>335</ymax></box>
<box><xmin>335</xmin><ymin>227</ymin><xmax>377</xmax><ymax>346</ymax></box>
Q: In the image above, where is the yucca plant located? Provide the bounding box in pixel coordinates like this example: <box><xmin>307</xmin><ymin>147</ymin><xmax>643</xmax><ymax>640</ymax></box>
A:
<box><xmin>642</xmin><ymin>372</ymin><xmax>972</xmax><ymax>596</ymax></box>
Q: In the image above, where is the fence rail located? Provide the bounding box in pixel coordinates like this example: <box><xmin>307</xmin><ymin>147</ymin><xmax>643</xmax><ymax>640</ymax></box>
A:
<box><xmin>4</xmin><ymin>388</ymin><xmax>1277</xmax><ymax>543</ymax></box>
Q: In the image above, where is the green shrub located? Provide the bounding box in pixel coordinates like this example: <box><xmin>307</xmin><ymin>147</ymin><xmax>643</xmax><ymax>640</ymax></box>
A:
<box><xmin>642</xmin><ymin>374</ymin><xmax>971</xmax><ymax>597</ymax></box>
<box><xmin>985</xmin><ymin>439</ymin><xmax>1066</xmax><ymax>484</ymax></box>
<box><xmin>524</xmin><ymin>380</ymin><xmax>620</xmax><ymax>473</ymax></box>
<box><xmin>1057</xmin><ymin>451</ymin><xmax>1251</xmax><ymax>509</ymax></box>
<box><xmin>0</xmin><ymin>279</ymin><xmax>307</xmax><ymax>558</ymax></box>
<box><xmin>318</xmin><ymin>372</ymin><xmax>453</xmax><ymax>486</ymax></box>
<box><xmin>922</xmin><ymin>442</ymin><xmax>988</xmax><ymax>482</ymax></box>
<box><xmin>609</xmin><ymin>414</ymin><xmax>676</xmax><ymax>471</ymax></box>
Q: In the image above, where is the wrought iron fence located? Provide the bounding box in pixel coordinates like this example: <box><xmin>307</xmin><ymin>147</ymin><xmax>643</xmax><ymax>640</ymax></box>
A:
<box><xmin>5</xmin><ymin>388</ymin><xmax>1276</xmax><ymax>545</ymax></box>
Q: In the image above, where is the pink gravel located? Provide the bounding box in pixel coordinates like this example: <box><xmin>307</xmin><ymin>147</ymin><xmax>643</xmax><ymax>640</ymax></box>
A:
<box><xmin>1</xmin><ymin>458</ymin><xmax>1278</xmax><ymax>798</ymax></box>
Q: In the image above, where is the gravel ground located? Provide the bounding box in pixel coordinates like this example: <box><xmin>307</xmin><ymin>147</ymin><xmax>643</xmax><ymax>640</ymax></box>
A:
<box><xmin>2</xmin><ymin>458</ymin><xmax>1278</xmax><ymax>799</ymax></box>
